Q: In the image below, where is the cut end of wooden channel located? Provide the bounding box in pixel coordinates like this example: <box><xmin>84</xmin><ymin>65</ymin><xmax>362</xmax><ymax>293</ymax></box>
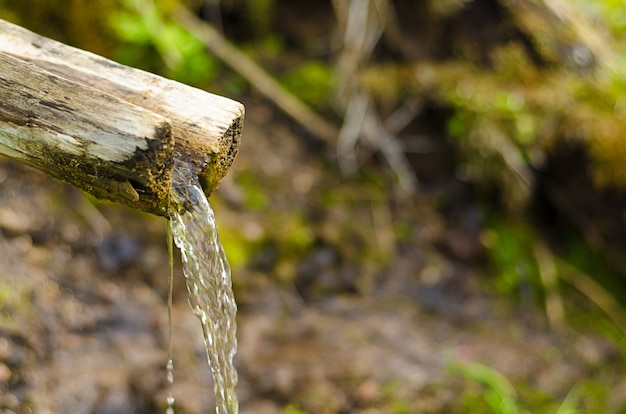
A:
<box><xmin>191</xmin><ymin>107</ymin><xmax>245</xmax><ymax>197</ymax></box>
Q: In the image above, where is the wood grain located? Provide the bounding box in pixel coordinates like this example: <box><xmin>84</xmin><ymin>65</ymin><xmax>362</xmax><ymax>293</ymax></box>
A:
<box><xmin>0</xmin><ymin>53</ymin><xmax>174</xmax><ymax>215</ymax></box>
<box><xmin>0</xmin><ymin>18</ymin><xmax>244</xmax><ymax>215</ymax></box>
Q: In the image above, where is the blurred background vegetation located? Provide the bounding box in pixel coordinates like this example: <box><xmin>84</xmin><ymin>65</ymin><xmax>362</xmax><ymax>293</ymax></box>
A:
<box><xmin>2</xmin><ymin>0</ymin><xmax>626</xmax><ymax>412</ymax></box>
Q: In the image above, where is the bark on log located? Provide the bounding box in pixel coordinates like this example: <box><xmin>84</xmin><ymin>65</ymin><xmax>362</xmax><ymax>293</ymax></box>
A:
<box><xmin>0</xmin><ymin>18</ymin><xmax>244</xmax><ymax>216</ymax></box>
<box><xmin>0</xmin><ymin>53</ymin><xmax>174</xmax><ymax>215</ymax></box>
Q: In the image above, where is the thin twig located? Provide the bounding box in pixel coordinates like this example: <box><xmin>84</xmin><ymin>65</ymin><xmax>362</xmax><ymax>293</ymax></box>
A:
<box><xmin>333</xmin><ymin>0</ymin><xmax>419</xmax><ymax>194</ymax></box>
<box><xmin>337</xmin><ymin>91</ymin><xmax>369</xmax><ymax>175</ymax></box>
<box><xmin>384</xmin><ymin>97</ymin><xmax>424</xmax><ymax>135</ymax></box>
<box><xmin>361</xmin><ymin>104</ymin><xmax>418</xmax><ymax>194</ymax></box>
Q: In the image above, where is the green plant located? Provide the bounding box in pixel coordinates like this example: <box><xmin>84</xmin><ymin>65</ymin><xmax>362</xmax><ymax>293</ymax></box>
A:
<box><xmin>449</xmin><ymin>360</ymin><xmax>520</xmax><ymax>414</ymax></box>
<box><xmin>109</xmin><ymin>0</ymin><xmax>216</xmax><ymax>85</ymax></box>
<box><xmin>283</xmin><ymin>404</ymin><xmax>308</xmax><ymax>414</ymax></box>
<box><xmin>483</xmin><ymin>218</ymin><xmax>542</xmax><ymax>302</ymax></box>
<box><xmin>554</xmin><ymin>382</ymin><xmax>585</xmax><ymax>414</ymax></box>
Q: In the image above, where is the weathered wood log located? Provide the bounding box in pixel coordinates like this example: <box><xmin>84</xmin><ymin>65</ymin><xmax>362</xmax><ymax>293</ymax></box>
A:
<box><xmin>0</xmin><ymin>53</ymin><xmax>174</xmax><ymax>215</ymax></box>
<box><xmin>0</xmin><ymin>18</ymin><xmax>244</xmax><ymax>216</ymax></box>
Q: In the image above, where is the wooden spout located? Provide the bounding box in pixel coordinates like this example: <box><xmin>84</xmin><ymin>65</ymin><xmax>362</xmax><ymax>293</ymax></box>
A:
<box><xmin>0</xmin><ymin>19</ymin><xmax>244</xmax><ymax>216</ymax></box>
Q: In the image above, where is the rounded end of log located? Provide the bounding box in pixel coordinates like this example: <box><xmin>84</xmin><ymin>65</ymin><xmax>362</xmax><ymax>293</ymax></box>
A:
<box><xmin>168</xmin><ymin>101</ymin><xmax>244</xmax><ymax>216</ymax></box>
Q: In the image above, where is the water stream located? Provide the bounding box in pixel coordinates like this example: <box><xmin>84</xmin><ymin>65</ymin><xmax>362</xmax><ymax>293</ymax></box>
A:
<box><xmin>168</xmin><ymin>161</ymin><xmax>239</xmax><ymax>414</ymax></box>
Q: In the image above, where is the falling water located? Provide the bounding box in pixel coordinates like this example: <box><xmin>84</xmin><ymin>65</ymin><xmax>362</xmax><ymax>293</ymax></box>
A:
<box><xmin>168</xmin><ymin>161</ymin><xmax>239</xmax><ymax>414</ymax></box>
<box><xmin>166</xmin><ymin>223</ymin><xmax>176</xmax><ymax>414</ymax></box>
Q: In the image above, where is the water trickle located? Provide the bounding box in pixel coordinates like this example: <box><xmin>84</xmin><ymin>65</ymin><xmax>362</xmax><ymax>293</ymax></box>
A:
<box><xmin>165</xmin><ymin>358</ymin><xmax>175</xmax><ymax>413</ymax></box>
<box><xmin>168</xmin><ymin>161</ymin><xmax>239</xmax><ymax>414</ymax></box>
<box><xmin>166</xmin><ymin>222</ymin><xmax>176</xmax><ymax>414</ymax></box>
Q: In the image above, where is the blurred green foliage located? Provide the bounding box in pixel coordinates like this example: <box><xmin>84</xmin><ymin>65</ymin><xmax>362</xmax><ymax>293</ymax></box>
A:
<box><xmin>241</xmin><ymin>0</ymin><xmax>275</xmax><ymax>37</ymax></box>
<box><xmin>283</xmin><ymin>405</ymin><xmax>307</xmax><ymax>414</ymax></box>
<box><xmin>572</xmin><ymin>0</ymin><xmax>626</xmax><ymax>38</ymax></box>
<box><xmin>280</xmin><ymin>61</ymin><xmax>334</xmax><ymax>108</ymax></box>
<box><xmin>366</xmin><ymin>56</ymin><xmax>626</xmax><ymax>208</ymax></box>
<box><xmin>110</xmin><ymin>0</ymin><xmax>218</xmax><ymax>86</ymax></box>
<box><xmin>233</xmin><ymin>170</ymin><xmax>269</xmax><ymax>211</ymax></box>
<box><xmin>483</xmin><ymin>218</ymin><xmax>542</xmax><ymax>301</ymax></box>
<box><xmin>448</xmin><ymin>358</ymin><xmax>626</xmax><ymax>414</ymax></box>
<box><xmin>0</xmin><ymin>281</ymin><xmax>33</xmax><ymax>331</ymax></box>
<box><xmin>449</xmin><ymin>360</ymin><xmax>520</xmax><ymax>414</ymax></box>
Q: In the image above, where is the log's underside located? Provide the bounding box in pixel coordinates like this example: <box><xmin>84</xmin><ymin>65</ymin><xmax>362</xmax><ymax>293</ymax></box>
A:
<box><xmin>0</xmin><ymin>18</ymin><xmax>244</xmax><ymax>216</ymax></box>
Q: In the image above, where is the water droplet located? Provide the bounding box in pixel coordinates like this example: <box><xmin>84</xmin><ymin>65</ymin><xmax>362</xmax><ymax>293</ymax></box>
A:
<box><xmin>167</xmin><ymin>365</ymin><xmax>174</xmax><ymax>384</ymax></box>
